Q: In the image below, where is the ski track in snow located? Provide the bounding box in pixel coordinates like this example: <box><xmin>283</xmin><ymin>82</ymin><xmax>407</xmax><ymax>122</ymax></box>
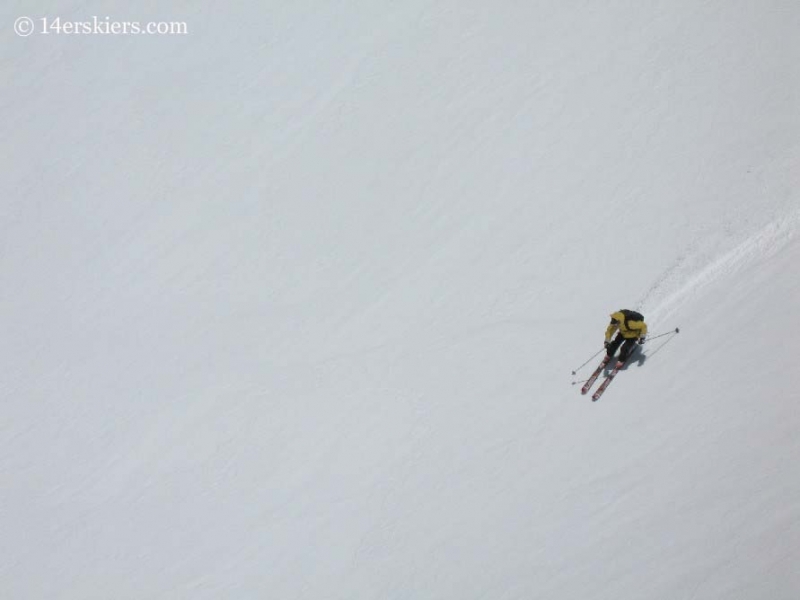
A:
<box><xmin>643</xmin><ymin>207</ymin><xmax>800</xmax><ymax>328</ymax></box>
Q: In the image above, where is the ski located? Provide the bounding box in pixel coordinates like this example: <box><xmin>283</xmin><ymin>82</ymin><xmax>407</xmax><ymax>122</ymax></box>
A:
<box><xmin>581</xmin><ymin>356</ymin><xmax>611</xmax><ymax>395</ymax></box>
<box><xmin>592</xmin><ymin>360</ymin><xmax>625</xmax><ymax>402</ymax></box>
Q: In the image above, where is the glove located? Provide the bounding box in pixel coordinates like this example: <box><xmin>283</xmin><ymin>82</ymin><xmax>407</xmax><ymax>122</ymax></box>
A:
<box><xmin>604</xmin><ymin>340</ymin><xmax>611</xmax><ymax>349</ymax></box>
<box><xmin>638</xmin><ymin>337</ymin><xmax>646</xmax><ymax>345</ymax></box>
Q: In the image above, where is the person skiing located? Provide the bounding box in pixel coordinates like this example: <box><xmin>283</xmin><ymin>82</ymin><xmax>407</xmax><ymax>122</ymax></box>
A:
<box><xmin>604</xmin><ymin>309</ymin><xmax>647</xmax><ymax>365</ymax></box>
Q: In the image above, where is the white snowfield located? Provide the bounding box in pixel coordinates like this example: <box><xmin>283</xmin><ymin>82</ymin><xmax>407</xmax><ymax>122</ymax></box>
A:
<box><xmin>2</xmin><ymin>2</ymin><xmax>799</xmax><ymax>598</ymax></box>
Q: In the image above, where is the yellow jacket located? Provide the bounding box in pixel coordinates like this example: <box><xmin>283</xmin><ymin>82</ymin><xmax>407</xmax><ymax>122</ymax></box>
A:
<box><xmin>605</xmin><ymin>310</ymin><xmax>648</xmax><ymax>341</ymax></box>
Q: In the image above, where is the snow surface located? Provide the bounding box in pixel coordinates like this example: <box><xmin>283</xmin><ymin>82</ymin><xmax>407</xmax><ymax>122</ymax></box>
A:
<box><xmin>2</xmin><ymin>2</ymin><xmax>799</xmax><ymax>598</ymax></box>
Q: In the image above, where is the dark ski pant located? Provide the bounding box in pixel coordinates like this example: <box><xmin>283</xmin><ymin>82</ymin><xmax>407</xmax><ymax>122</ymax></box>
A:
<box><xmin>606</xmin><ymin>333</ymin><xmax>637</xmax><ymax>362</ymax></box>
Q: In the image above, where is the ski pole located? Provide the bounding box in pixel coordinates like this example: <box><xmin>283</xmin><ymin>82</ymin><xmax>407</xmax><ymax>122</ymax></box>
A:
<box><xmin>572</xmin><ymin>347</ymin><xmax>606</xmax><ymax>375</ymax></box>
<box><xmin>646</xmin><ymin>327</ymin><xmax>680</xmax><ymax>341</ymax></box>
<box><xmin>645</xmin><ymin>327</ymin><xmax>680</xmax><ymax>359</ymax></box>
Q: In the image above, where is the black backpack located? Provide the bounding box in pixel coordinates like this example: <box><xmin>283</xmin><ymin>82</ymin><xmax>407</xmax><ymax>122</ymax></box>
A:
<box><xmin>620</xmin><ymin>309</ymin><xmax>644</xmax><ymax>327</ymax></box>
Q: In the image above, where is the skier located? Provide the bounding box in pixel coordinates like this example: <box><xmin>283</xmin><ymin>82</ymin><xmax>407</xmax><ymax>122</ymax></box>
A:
<box><xmin>604</xmin><ymin>309</ymin><xmax>647</xmax><ymax>365</ymax></box>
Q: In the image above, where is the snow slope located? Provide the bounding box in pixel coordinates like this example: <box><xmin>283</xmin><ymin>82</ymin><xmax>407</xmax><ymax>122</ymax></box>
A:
<box><xmin>2</xmin><ymin>1</ymin><xmax>799</xmax><ymax>598</ymax></box>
